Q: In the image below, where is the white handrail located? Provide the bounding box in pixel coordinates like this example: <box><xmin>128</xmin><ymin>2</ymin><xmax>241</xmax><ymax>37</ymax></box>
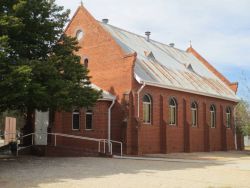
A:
<box><xmin>1</xmin><ymin>132</ymin><xmax>123</xmax><ymax>157</ymax></box>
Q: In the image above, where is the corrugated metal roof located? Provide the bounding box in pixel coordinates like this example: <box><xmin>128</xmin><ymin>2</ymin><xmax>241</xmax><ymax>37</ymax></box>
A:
<box><xmin>91</xmin><ymin>84</ymin><xmax>115</xmax><ymax>101</ymax></box>
<box><xmin>100</xmin><ymin>22</ymin><xmax>239</xmax><ymax>101</ymax></box>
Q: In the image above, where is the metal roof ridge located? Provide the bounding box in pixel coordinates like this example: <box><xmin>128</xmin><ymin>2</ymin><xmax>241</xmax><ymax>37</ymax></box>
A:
<box><xmin>98</xmin><ymin>20</ymin><xmax>187</xmax><ymax>53</ymax></box>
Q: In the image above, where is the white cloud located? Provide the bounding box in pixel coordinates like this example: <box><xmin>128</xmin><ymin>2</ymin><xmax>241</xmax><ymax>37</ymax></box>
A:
<box><xmin>56</xmin><ymin>0</ymin><xmax>250</xmax><ymax>69</ymax></box>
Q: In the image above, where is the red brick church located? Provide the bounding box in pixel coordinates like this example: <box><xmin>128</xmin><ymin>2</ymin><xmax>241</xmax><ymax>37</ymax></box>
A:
<box><xmin>49</xmin><ymin>5</ymin><xmax>240</xmax><ymax>155</ymax></box>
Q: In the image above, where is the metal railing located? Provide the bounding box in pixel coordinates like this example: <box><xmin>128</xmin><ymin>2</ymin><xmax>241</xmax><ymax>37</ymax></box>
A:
<box><xmin>0</xmin><ymin>132</ymin><xmax>20</xmax><ymax>156</ymax></box>
<box><xmin>0</xmin><ymin>132</ymin><xmax>20</xmax><ymax>145</ymax></box>
<box><xmin>10</xmin><ymin>132</ymin><xmax>123</xmax><ymax>157</ymax></box>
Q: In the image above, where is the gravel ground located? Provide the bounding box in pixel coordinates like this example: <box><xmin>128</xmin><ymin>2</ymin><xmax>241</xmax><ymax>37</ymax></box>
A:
<box><xmin>0</xmin><ymin>151</ymin><xmax>250</xmax><ymax>188</ymax></box>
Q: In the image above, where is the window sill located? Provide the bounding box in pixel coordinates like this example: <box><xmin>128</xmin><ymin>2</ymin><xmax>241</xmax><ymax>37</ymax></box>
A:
<box><xmin>143</xmin><ymin>123</ymin><xmax>152</xmax><ymax>125</ymax></box>
<box><xmin>169</xmin><ymin>124</ymin><xmax>177</xmax><ymax>126</ymax></box>
<box><xmin>72</xmin><ymin>129</ymin><xmax>80</xmax><ymax>131</ymax></box>
<box><xmin>85</xmin><ymin>129</ymin><xmax>94</xmax><ymax>131</ymax></box>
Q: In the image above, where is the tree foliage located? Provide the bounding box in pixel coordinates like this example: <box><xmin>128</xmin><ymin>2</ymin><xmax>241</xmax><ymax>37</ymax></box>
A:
<box><xmin>0</xmin><ymin>0</ymin><xmax>101</xmax><ymax>118</ymax></box>
<box><xmin>236</xmin><ymin>100</ymin><xmax>250</xmax><ymax>136</ymax></box>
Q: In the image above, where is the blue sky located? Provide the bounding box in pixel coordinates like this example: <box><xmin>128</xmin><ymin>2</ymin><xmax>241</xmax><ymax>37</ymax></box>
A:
<box><xmin>56</xmin><ymin>0</ymin><xmax>250</xmax><ymax>100</ymax></box>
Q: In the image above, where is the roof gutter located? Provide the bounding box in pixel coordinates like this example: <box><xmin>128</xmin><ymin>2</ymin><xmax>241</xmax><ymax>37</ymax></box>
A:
<box><xmin>108</xmin><ymin>97</ymin><xmax>116</xmax><ymax>152</ymax></box>
<box><xmin>137</xmin><ymin>82</ymin><xmax>146</xmax><ymax>117</ymax></box>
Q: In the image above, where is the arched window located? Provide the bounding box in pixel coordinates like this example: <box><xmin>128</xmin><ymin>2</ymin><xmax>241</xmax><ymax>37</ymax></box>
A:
<box><xmin>210</xmin><ymin>105</ymin><xmax>216</xmax><ymax>128</ymax></box>
<box><xmin>76</xmin><ymin>29</ymin><xmax>84</xmax><ymax>41</ymax></box>
<box><xmin>226</xmin><ymin>107</ymin><xmax>231</xmax><ymax>128</ymax></box>
<box><xmin>72</xmin><ymin>110</ymin><xmax>80</xmax><ymax>130</ymax></box>
<box><xmin>85</xmin><ymin>110</ymin><xmax>93</xmax><ymax>130</ymax></box>
<box><xmin>84</xmin><ymin>58</ymin><xmax>89</xmax><ymax>68</ymax></box>
<box><xmin>143</xmin><ymin>94</ymin><xmax>152</xmax><ymax>124</ymax></box>
<box><xmin>169</xmin><ymin>97</ymin><xmax>177</xmax><ymax>125</ymax></box>
<box><xmin>191</xmin><ymin>102</ymin><xmax>198</xmax><ymax>127</ymax></box>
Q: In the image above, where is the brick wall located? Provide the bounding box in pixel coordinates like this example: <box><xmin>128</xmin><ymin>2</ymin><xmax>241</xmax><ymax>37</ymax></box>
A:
<box><xmin>131</xmin><ymin>83</ymin><xmax>237</xmax><ymax>154</ymax></box>
<box><xmin>52</xmin><ymin>101</ymin><xmax>111</xmax><ymax>152</ymax></box>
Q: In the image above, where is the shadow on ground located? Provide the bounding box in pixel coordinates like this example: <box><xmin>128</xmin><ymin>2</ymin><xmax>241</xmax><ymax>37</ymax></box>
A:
<box><xmin>0</xmin><ymin>151</ymin><xmax>249</xmax><ymax>188</ymax></box>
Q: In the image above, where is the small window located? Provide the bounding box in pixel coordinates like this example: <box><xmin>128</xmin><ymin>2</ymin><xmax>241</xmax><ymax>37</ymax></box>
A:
<box><xmin>72</xmin><ymin>110</ymin><xmax>80</xmax><ymax>130</ymax></box>
<box><xmin>226</xmin><ymin>107</ymin><xmax>231</xmax><ymax>128</ymax></box>
<box><xmin>169</xmin><ymin>97</ymin><xmax>177</xmax><ymax>125</ymax></box>
<box><xmin>191</xmin><ymin>102</ymin><xmax>198</xmax><ymax>127</ymax></box>
<box><xmin>76</xmin><ymin>29</ymin><xmax>84</xmax><ymax>41</ymax></box>
<box><xmin>143</xmin><ymin>94</ymin><xmax>152</xmax><ymax>124</ymax></box>
<box><xmin>210</xmin><ymin>105</ymin><xmax>216</xmax><ymax>128</ymax></box>
<box><xmin>85</xmin><ymin>110</ymin><xmax>93</xmax><ymax>130</ymax></box>
<box><xmin>84</xmin><ymin>58</ymin><xmax>88</xmax><ymax>68</ymax></box>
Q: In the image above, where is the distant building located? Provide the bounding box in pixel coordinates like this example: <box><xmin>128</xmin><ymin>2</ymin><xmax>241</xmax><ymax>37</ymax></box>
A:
<box><xmin>49</xmin><ymin>5</ymin><xmax>242</xmax><ymax>155</ymax></box>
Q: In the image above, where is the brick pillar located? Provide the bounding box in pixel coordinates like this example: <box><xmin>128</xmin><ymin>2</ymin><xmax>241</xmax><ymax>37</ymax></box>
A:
<box><xmin>220</xmin><ymin>105</ymin><xmax>227</xmax><ymax>151</ymax></box>
<box><xmin>125</xmin><ymin>92</ymin><xmax>134</xmax><ymax>154</ymax></box>
<box><xmin>160</xmin><ymin>95</ymin><xmax>167</xmax><ymax>153</ymax></box>
<box><xmin>203</xmin><ymin>103</ymin><xmax>210</xmax><ymax>151</ymax></box>
<box><xmin>135</xmin><ymin>118</ymin><xmax>143</xmax><ymax>155</ymax></box>
<box><xmin>183</xmin><ymin>99</ymin><xmax>190</xmax><ymax>152</ymax></box>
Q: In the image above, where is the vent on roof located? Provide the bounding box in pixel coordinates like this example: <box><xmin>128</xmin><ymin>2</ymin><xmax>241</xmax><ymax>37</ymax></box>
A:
<box><xmin>102</xmin><ymin>19</ymin><xmax>109</xmax><ymax>24</ymax></box>
<box><xmin>186</xmin><ymin>63</ymin><xmax>195</xmax><ymax>73</ymax></box>
<box><xmin>145</xmin><ymin>31</ymin><xmax>151</xmax><ymax>42</ymax></box>
<box><xmin>145</xmin><ymin>51</ymin><xmax>156</xmax><ymax>61</ymax></box>
<box><xmin>169</xmin><ymin>43</ymin><xmax>175</xmax><ymax>47</ymax></box>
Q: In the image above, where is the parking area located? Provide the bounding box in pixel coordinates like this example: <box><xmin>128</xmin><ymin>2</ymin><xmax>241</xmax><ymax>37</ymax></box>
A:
<box><xmin>0</xmin><ymin>151</ymin><xmax>250</xmax><ymax>188</ymax></box>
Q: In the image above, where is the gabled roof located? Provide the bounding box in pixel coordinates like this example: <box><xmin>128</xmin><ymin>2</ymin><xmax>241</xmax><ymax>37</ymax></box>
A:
<box><xmin>100</xmin><ymin>22</ymin><xmax>239</xmax><ymax>102</ymax></box>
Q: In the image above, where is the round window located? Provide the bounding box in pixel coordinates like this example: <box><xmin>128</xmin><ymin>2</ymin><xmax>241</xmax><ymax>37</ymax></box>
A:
<box><xmin>76</xmin><ymin>29</ymin><xmax>84</xmax><ymax>41</ymax></box>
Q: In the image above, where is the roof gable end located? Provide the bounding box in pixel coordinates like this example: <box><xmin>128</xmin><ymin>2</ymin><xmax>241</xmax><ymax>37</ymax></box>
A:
<box><xmin>186</xmin><ymin>46</ymin><xmax>238</xmax><ymax>93</ymax></box>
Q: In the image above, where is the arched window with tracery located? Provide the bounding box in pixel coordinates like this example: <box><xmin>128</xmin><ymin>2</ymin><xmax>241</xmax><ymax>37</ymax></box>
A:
<box><xmin>210</xmin><ymin>105</ymin><xmax>216</xmax><ymax>128</ymax></box>
<box><xmin>226</xmin><ymin>107</ymin><xmax>231</xmax><ymax>128</ymax></box>
<box><xmin>143</xmin><ymin>94</ymin><xmax>152</xmax><ymax>124</ymax></box>
<box><xmin>191</xmin><ymin>102</ymin><xmax>198</xmax><ymax>127</ymax></box>
<box><xmin>169</xmin><ymin>97</ymin><xmax>177</xmax><ymax>125</ymax></box>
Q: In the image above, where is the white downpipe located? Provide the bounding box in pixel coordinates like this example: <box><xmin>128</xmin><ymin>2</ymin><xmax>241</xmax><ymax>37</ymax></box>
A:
<box><xmin>108</xmin><ymin>98</ymin><xmax>115</xmax><ymax>152</ymax></box>
<box><xmin>234</xmin><ymin>107</ymin><xmax>237</xmax><ymax>150</ymax></box>
<box><xmin>137</xmin><ymin>82</ymin><xmax>146</xmax><ymax>117</ymax></box>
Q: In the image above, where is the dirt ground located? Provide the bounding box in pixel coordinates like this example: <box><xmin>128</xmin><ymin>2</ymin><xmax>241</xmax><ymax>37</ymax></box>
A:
<box><xmin>0</xmin><ymin>151</ymin><xmax>250</xmax><ymax>188</ymax></box>
<box><xmin>0</xmin><ymin>139</ymin><xmax>4</xmax><ymax>147</ymax></box>
<box><xmin>245</xmin><ymin>146</ymin><xmax>250</xmax><ymax>150</ymax></box>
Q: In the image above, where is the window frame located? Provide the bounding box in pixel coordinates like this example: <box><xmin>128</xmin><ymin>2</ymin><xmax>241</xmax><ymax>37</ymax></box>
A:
<box><xmin>226</xmin><ymin>107</ymin><xmax>231</xmax><ymax>128</ymax></box>
<box><xmin>142</xmin><ymin>94</ymin><xmax>152</xmax><ymax>124</ymax></box>
<box><xmin>85</xmin><ymin>110</ymin><xmax>93</xmax><ymax>130</ymax></box>
<box><xmin>76</xmin><ymin>29</ymin><xmax>84</xmax><ymax>41</ymax></box>
<box><xmin>210</xmin><ymin>105</ymin><xmax>216</xmax><ymax>128</ymax></box>
<box><xmin>72</xmin><ymin>110</ymin><xmax>80</xmax><ymax>130</ymax></box>
<box><xmin>191</xmin><ymin>101</ymin><xmax>198</xmax><ymax>127</ymax></box>
<box><xmin>169</xmin><ymin>97</ymin><xmax>177</xmax><ymax>126</ymax></box>
<box><xmin>84</xmin><ymin>58</ymin><xmax>88</xmax><ymax>68</ymax></box>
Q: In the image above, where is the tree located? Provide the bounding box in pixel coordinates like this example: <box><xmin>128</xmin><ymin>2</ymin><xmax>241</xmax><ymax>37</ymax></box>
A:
<box><xmin>0</xmin><ymin>0</ymin><xmax>101</xmax><ymax>134</ymax></box>
<box><xmin>235</xmin><ymin>100</ymin><xmax>250</xmax><ymax>136</ymax></box>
